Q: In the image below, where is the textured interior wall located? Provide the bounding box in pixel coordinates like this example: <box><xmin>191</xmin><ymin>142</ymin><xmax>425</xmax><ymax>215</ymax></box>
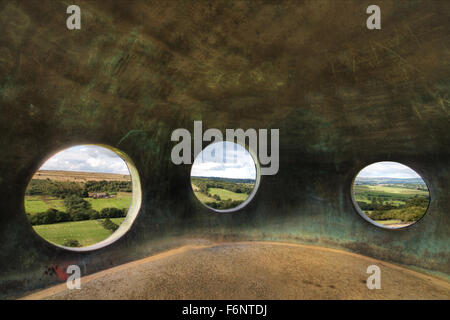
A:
<box><xmin>0</xmin><ymin>0</ymin><xmax>449</xmax><ymax>299</ymax></box>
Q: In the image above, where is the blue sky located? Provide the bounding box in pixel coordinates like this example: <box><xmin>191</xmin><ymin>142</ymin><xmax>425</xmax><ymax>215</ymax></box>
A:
<box><xmin>191</xmin><ymin>141</ymin><xmax>256</xmax><ymax>179</ymax></box>
<box><xmin>40</xmin><ymin>145</ymin><xmax>130</xmax><ymax>174</ymax></box>
<box><xmin>358</xmin><ymin>161</ymin><xmax>421</xmax><ymax>178</ymax></box>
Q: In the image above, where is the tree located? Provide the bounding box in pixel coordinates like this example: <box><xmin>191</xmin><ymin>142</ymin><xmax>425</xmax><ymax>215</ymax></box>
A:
<box><xmin>64</xmin><ymin>239</ymin><xmax>81</xmax><ymax>247</ymax></box>
<box><xmin>64</xmin><ymin>195</ymin><xmax>92</xmax><ymax>212</ymax></box>
<box><xmin>100</xmin><ymin>207</ymin><xmax>126</xmax><ymax>219</ymax></box>
<box><xmin>64</xmin><ymin>195</ymin><xmax>92</xmax><ymax>221</ymax></box>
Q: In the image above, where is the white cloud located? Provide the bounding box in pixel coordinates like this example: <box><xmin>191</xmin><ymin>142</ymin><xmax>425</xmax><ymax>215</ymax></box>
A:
<box><xmin>358</xmin><ymin>161</ymin><xmax>421</xmax><ymax>178</ymax></box>
<box><xmin>40</xmin><ymin>145</ymin><xmax>129</xmax><ymax>174</ymax></box>
<box><xmin>191</xmin><ymin>141</ymin><xmax>256</xmax><ymax>179</ymax></box>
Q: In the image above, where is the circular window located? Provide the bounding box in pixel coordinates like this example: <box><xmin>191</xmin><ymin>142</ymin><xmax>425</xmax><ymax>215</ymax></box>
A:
<box><xmin>24</xmin><ymin>145</ymin><xmax>141</xmax><ymax>250</ymax></box>
<box><xmin>351</xmin><ymin>161</ymin><xmax>430</xmax><ymax>229</ymax></box>
<box><xmin>190</xmin><ymin>141</ymin><xmax>260</xmax><ymax>212</ymax></box>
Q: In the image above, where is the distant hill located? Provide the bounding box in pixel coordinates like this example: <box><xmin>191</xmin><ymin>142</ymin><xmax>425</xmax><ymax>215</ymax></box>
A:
<box><xmin>355</xmin><ymin>177</ymin><xmax>425</xmax><ymax>185</ymax></box>
<box><xmin>192</xmin><ymin>176</ymin><xmax>256</xmax><ymax>184</ymax></box>
<box><xmin>32</xmin><ymin>170</ymin><xmax>131</xmax><ymax>182</ymax></box>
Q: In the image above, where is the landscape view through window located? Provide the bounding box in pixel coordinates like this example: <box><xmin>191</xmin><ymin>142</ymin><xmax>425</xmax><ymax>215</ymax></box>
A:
<box><xmin>191</xmin><ymin>141</ymin><xmax>257</xmax><ymax>211</ymax></box>
<box><xmin>25</xmin><ymin>145</ymin><xmax>132</xmax><ymax>248</ymax></box>
<box><xmin>352</xmin><ymin>161</ymin><xmax>430</xmax><ymax>228</ymax></box>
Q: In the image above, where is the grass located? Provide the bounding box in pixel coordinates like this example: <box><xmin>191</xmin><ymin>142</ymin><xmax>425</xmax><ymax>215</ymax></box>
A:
<box><xmin>25</xmin><ymin>192</ymin><xmax>131</xmax><ymax>214</ymax></box>
<box><xmin>25</xmin><ymin>172</ymin><xmax>131</xmax><ymax>247</ymax></box>
<box><xmin>364</xmin><ymin>185</ymin><xmax>428</xmax><ymax>195</ymax></box>
<box><xmin>33</xmin><ymin>218</ymin><xmax>125</xmax><ymax>247</ymax></box>
<box><xmin>208</xmin><ymin>188</ymin><xmax>249</xmax><ymax>201</ymax></box>
<box><xmin>25</xmin><ymin>196</ymin><xmax>65</xmax><ymax>213</ymax></box>
<box><xmin>356</xmin><ymin>198</ymin><xmax>406</xmax><ymax>206</ymax></box>
<box><xmin>193</xmin><ymin>191</ymin><xmax>217</xmax><ymax>203</ymax></box>
<box><xmin>354</xmin><ymin>183</ymin><xmax>429</xmax><ymax>225</ymax></box>
<box><xmin>110</xmin><ymin>218</ymin><xmax>125</xmax><ymax>225</ymax></box>
<box><xmin>375</xmin><ymin>219</ymin><xmax>404</xmax><ymax>225</ymax></box>
<box><xmin>353</xmin><ymin>184</ymin><xmax>428</xmax><ymax>204</ymax></box>
<box><xmin>86</xmin><ymin>192</ymin><xmax>131</xmax><ymax>211</ymax></box>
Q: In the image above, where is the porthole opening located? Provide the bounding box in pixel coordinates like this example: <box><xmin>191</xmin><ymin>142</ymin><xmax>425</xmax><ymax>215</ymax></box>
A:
<box><xmin>24</xmin><ymin>145</ymin><xmax>141</xmax><ymax>250</ymax></box>
<box><xmin>351</xmin><ymin>161</ymin><xmax>430</xmax><ymax>229</ymax></box>
<box><xmin>190</xmin><ymin>141</ymin><xmax>259</xmax><ymax>212</ymax></box>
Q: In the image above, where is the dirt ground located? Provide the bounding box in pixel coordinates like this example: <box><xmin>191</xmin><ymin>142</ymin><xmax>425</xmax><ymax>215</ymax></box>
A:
<box><xmin>21</xmin><ymin>241</ymin><xmax>450</xmax><ymax>300</ymax></box>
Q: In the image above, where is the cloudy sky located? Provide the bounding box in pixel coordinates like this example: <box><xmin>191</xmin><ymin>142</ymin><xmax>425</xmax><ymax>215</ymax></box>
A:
<box><xmin>358</xmin><ymin>161</ymin><xmax>421</xmax><ymax>178</ymax></box>
<box><xmin>191</xmin><ymin>141</ymin><xmax>256</xmax><ymax>180</ymax></box>
<box><xmin>40</xmin><ymin>145</ymin><xmax>130</xmax><ymax>174</ymax></box>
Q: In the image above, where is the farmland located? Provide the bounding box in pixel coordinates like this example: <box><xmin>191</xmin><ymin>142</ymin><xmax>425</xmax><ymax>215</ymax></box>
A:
<box><xmin>24</xmin><ymin>170</ymin><xmax>132</xmax><ymax>247</ymax></box>
<box><xmin>33</xmin><ymin>218</ymin><xmax>125</xmax><ymax>247</ymax></box>
<box><xmin>25</xmin><ymin>192</ymin><xmax>131</xmax><ymax>214</ymax></box>
<box><xmin>86</xmin><ymin>192</ymin><xmax>131</xmax><ymax>211</ymax></box>
<box><xmin>353</xmin><ymin>177</ymin><xmax>430</xmax><ymax>227</ymax></box>
<box><xmin>192</xmin><ymin>190</ymin><xmax>217</xmax><ymax>203</ymax></box>
<box><xmin>191</xmin><ymin>176</ymin><xmax>255</xmax><ymax>210</ymax></box>
<box><xmin>31</xmin><ymin>170</ymin><xmax>131</xmax><ymax>182</ymax></box>
<box><xmin>25</xmin><ymin>195</ymin><xmax>66</xmax><ymax>213</ymax></box>
<box><xmin>208</xmin><ymin>188</ymin><xmax>249</xmax><ymax>201</ymax></box>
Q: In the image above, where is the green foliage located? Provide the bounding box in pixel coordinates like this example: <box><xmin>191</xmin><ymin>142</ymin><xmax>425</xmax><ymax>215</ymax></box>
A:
<box><xmin>406</xmin><ymin>197</ymin><xmax>429</xmax><ymax>208</ymax></box>
<box><xmin>90</xmin><ymin>211</ymin><xmax>100</xmax><ymax>220</ymax></box>
<box><xmin>25</xmin><ymin>179</ymin><xmax>132</xmax><ymax>198</ymax></box>
<box><xmin>354</xmin><ymin>183</ymin><xmax>430</xmax><ymax>224</ymax></box>
<box><xmin>353</xmin><ymin>184</ymin><xmax>429</xmax><ymax>203</ymax></box>
<box><xmin>207</xmin><ymin>188</ymin><xmax>250</xmax><ymax>201</ymax></box>
<box><xmin>26</xmin><ymin>179</ymin><xmax>85</xmax><ymax>198</ymax></box>
<box><xmin>63</xmin><ymin>239</ymin><xmax>81</xmax><ymax>247</ymax></box>
<box><xmin>192</xmin><ymin>177</ymin><xmax>254</xmax><ymax>210</ymax></box>
<box><xmin>70</xmin><ymin>210</ymin><xmax>90</xmax><ymax>221</ymax></box>
<box><xmin>367</xmin><ymin>206</ymin><xmax>427</xmax><ymax>222</ymax></box>
<box><xmin>64</xmin><ymin>195</ymin><xmax>91</xmax><ymax>211</ymax></box>
<box><xmin>63</xmin><ymin>195</ymin><xmax>94</xmax><ymax>221</ymax></box>
<box><xmin>100</xmin><ymin>218</ymin><xmax>119</xmax><ymax>232</ymax></box>
<box><xmin>99</xmin><ymin>207</ymin><xmax>127</xmax><ymax>219</ymax></box>
<box><xmin>205</xmin><ymin>199</ymin><xmax>244</xmax><ymax>210</ymax></box>
<box><xmin>27</xmin><ymin>208</ymin><xmax>71</xmax><ymax>225</ymax></box>
<box><xmin>27</xmin><ymin>206</ymin><xmax>126</xmax><ymax>226</ymax></box>
<box><xmin>192</xmin><ymin>177</ymin><xmax>254</xmax><ymax>195</ymax></box>
<box><xmin>84</xmin><ymin>180</ymin><xmax>132</xmax><ymax>193</ymax></box>
<box><xmin>357</xmin><ymin>200</ymin><xmax>397</xmax><ymax>212</ymax></box>
<box><xmin>25</xmin><ymin>178</ymin><xmax>131</xmax><ymax>226</ymax></box>
<box><xmin>366</xmin><ymin>195</ymin><xmax>429</xmax><ymax>223</ymax></box>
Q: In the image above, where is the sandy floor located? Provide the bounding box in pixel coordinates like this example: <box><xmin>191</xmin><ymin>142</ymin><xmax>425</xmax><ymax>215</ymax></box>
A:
<box><xmin>22</xmin><ymin>241</ymin><xmax>450</xmax><ymax>300</ymax></box>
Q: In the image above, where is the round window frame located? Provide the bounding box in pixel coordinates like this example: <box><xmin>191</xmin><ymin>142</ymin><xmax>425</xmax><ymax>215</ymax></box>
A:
<box><xmin>190</xmin><ymin>140</ymin><xmax>261</xmax><ymax>214</ymax></box>
<box><xmin>350</xmin><ymin>161</ymin><xmax>431</xmax><ymax>230</ymax></box>
<box><xmin>25</xmin><ymin>144</ymin><xmax>142</xmax><ymax>252</ymax></box>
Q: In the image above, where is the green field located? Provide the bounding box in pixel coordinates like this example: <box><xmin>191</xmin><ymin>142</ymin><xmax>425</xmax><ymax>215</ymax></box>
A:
<box><xmin>24</xmin><ymin>172</ymin><xmax>132</xmax><ymax>247</ymax></box>
<box><xmin>25</xmin><ymin>192</ymin><xmax>131</xmax><ymax>214</ymax></box>
<box><xmin>191</xmin><ymin>177</ymin><xmax>255</xmax><ymax>210</ymax></box>
<box><xmin>207</xmin><ymin>188</ymin><xmax>249</xmax><ymax>201</ymax></box>
<box><xmin>193</xmin><ymin>190</ymin><xmax>217</xmax><ymax>203</ymax></box>
<box><xmin>25</xmin><ymin>195</ymin><xmax>66</xmax><ymax>213</ymax></box>
<box><xmin>376</xmin><ymin>219</ymin><xmax>403</xmax><ymax>225</ymax></box>
<box><xmin>86</xmin><ymin>192</ymin><xmax>131</xmax><ymax>211</ymax></box>
<box><xmin>353</xmin><ymin>181</ymin><xmax>429</xmax><ymax>227</ymax></box>
<box><xmin>353</xmin><ymin>185</ymin><xmax>428</xmax><ymax>204</ymax></box>
<box><xmin>33</xmin><ymin>218</ymin><xmax>125</xmax><ymax>247</ymax></box>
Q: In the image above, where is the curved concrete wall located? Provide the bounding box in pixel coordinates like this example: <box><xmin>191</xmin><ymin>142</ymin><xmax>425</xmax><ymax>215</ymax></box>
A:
<box><xmin>0</xmin><ymin>0</ymin><xmax>448</xmax><ymax>298</ymax></box>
